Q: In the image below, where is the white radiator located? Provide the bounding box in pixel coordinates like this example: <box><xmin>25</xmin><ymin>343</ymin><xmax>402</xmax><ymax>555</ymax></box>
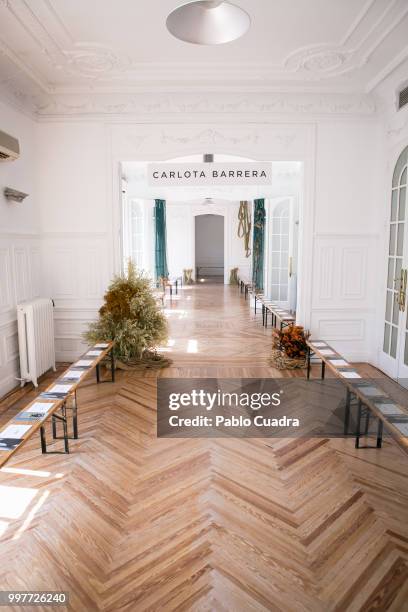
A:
<box><xmin>17</xmin><ymin>298</ymin><xmax>56</xmax><ymax>387</ymax></box>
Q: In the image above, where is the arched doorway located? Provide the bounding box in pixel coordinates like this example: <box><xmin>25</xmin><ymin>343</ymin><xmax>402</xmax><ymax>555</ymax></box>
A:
<box><xmin>195</xmin><ymin>214</ymin><xmax>224</xmax><ymax>282</ymax></box>
<box><xmin>379</xmin><ymin>145</ymin><xmax>408</xmax><ymax>384</ymax></box>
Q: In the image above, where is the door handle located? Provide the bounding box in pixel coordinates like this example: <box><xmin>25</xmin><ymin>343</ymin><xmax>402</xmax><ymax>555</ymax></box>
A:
<box><xmin>401</xmin><ymin>269</ymin><xmax>407</xmax><ymax>312</ymax></box>
<box><xmin>395</xmin><ymin>269</ymin><xmax>407</xmax><ymax>312</ymax></box>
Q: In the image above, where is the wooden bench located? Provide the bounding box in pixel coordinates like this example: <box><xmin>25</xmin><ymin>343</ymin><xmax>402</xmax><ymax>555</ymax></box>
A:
<box><xmin>158</xmin><ymin>276</ymin><xmax>183</xmax><ymax>297</ymax></box>
<box><xmin>0</xmin><ymin>341</ymin><xmax>115</xmax><ymax>468</ymax></box>
<box><xmin>306</xmin><ymin>339</ymin><xmax>408</xmax><ymax>455</ymax></box>
<box><xmin>237</xmin><ymin>278</ymin><xmax>297</xmax><ymax>329</ymax></box>
<box><xmin>253</xmin><ymin>293</ymin><xmax>296</xmax><ymax>330</ymax></box>
<box><xmin>153</xmin><ymin>287</ymin><xmax>165</xmax><ymax>306</ymax></box>
<box><xmin>167</xmin><ymin>276</ymin><xmax>183</xmax><ymax>296</ymax></box>
<box><xmin>196</xmin><ymin>266</ymin><xmax>224</xmax><ymax>279</ymax></box>
<box><xmin>238</xmin><ymin>275</ymin><xmax>253</xmax><ymax>300</ymax></box>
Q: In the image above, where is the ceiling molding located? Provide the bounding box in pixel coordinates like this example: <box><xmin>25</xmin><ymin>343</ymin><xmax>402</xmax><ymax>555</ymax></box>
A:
<box><xmin>0</xmin><ymin>0</ymin><xmax>406</xmax><ymax>117</ymax></box>
<box><xmin>26</xmin><ymin>92</ymin><xmax>377</xmax><ymax>120</ymax></box>
<box><xmin>366</xmin><ymin>44</ymin><xmax>408</xmax><ymax>92</ymax></box>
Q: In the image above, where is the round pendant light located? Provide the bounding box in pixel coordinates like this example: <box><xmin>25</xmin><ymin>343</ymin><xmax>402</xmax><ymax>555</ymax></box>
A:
<box><xmin>166</xmin><ymin>1</ymin><xmax>251</xmax><ymax>45</ymax></box>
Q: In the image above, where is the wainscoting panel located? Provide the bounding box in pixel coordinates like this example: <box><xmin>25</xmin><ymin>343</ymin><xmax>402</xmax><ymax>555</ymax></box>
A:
<box><xmin>311</xmin><ymin>234</ymin><xmax>379</xmax><ymax>362</ymax></box>
<box><xmin>54</xmin><ymin>308</ymin><xmax>99</xmax><ymax>362</ymax></box>
<box><xmin>41</xmin><ymin>234</ymin><xmax>112</xmax><ymax>362</ymax></box>
<box><xmin>0</xmin><ymin>235</ymin><xmax>42</xmax><ymax>397</ymax></box>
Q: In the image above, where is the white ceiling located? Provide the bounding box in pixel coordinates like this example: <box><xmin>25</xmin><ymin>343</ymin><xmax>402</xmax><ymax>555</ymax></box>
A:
<box><xmin>0</xmin><ymin>0</ymin><xmax>407</xmax><ymax>116</ymax></box>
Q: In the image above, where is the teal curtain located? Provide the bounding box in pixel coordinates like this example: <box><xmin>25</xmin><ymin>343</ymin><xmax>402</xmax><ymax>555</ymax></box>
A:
<box><xmin>252</xmin><ymin>199</ymin><xmax>265</xmax><ymax>290</ymax></box>
<box><xmin>154</xmin><ymin>199</ymin><xmax>169</xmax><ymax>280</ymax></box>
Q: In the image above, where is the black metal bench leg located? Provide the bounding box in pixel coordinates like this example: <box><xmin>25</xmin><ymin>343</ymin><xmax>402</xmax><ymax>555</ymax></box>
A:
<box><xmin>41</xmin><ymin>413</ymin><xmax>69</xmax><ymax>454</ymax></box>
<box><xmin>40</xmin><ymin>426</ymin><xmax>47</xmax><ymax>453</ymax></box>
<box><xmin>62</xmin><ymin>406</ymin><xmax>69</xmax><ymax>454</ymax></box>
<box><xmin>344</xmin><ymin>388</ymin><xmax>351</xmax><ymax>434</ymax></box>
<box><xmin>255</xmin><ymin>297</ymin><xmax>257</xmax><ymax>314</ymax></box>
<box><xmin>52</xmin><ymin>415</ymin><xmax>57</xmax><ymax>439</ymax></box>
<box><xmin>377</xmin><ymin>419</ymin><xmax>383</xmax><ymax>448</ymax></box>
<box><xmin>96</xmin><ymin>363</ymin><xmax>100</xmax><ymax>383</ymax></box>
<box><xmin>364</xmin><ymin>410</ymin><xmax>370</xmax><ymax>436</ymax></box>
<box><xmin>72</xmin><ymin>392</ymin><xmax>78</xmax><ymax>439</ymax></box>
<box><xmin>307</xmin><ymin>347</ymin><xmax>311</xmax><ymax>380</ymax></box>
<box><xmin>355</xmin><ymin>399</ymin><xmax>362</xmax><ymax>449</ymax></box>
<box><xmin>321</xmin><ymin>361</ymin><xmax>326</xmax><ymax>380</ymax></box>
<box><xmin>265</xmin><ymin>309</ymin><xmax>268</xmax><ymax>328</ymax></box>
<box><xmin>175</xmin><ymin>280</ymin><xmax>178</xmax><ymax>295</ymax></box>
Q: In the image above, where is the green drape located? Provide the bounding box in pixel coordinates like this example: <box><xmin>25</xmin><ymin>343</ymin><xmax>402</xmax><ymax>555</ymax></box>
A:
<box><xmin>252</xmin><ymin>198</ymin><xmax>265</xmax><ymax>290</ymax></box>
<box><xmin>154</xmin><ymin>199</ymin><xmax>169</xmax><ymax>280</ymax></box>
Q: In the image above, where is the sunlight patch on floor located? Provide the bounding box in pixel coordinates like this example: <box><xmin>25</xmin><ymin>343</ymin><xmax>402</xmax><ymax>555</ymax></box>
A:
<box><xmin>0</xmin><ymin>520</ymin><xmax>8</xmax><ymax>537</ymax></box>
<box><xmin>0</xmin><ymin>485</ymin><xmax>38</xmax><ymax>520</ymax></box>
<box><xmin>1</xmin><ymin>467</ymin><xmax>64</xmax><ymax>478</ymax></box>
<box><xmin>187</xmin><ymin>339</ymin><xmax>198</xmax><ymax>353</ymax></box>
<box><xmin>12</xmin><ymin>490</ymin><xmax>50</xmax><ymax>541</ymax></box>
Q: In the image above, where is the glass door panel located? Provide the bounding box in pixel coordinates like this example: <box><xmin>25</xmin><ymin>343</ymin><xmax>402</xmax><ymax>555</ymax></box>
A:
<box><xmin>381</xmin><ymin>146</ymin><xmax>408</xmax><ymax>383</ymax></box>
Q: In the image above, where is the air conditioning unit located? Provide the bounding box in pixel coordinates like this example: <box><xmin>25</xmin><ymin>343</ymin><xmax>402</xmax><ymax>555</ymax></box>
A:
<box><xmin>0</xmin><ymin>129</ymin><xmax>20</xmax><ymax>162</ymax></box>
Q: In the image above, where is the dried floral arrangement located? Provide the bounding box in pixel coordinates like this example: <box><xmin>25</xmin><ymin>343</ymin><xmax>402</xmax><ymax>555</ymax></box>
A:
<box><xmin>270</xmin><ymin>324</ymin><xmax>309</xmax><ymax>369</ymax></box>
<box><xmin>84</xmin><ymin>261</ymin><xmax>170</xmax><ymax>369</ymax></box>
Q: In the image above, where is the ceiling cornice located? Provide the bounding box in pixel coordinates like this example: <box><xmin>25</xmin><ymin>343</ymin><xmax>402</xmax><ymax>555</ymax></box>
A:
<box><xmin>0</xmin><ymin>87</ymin><xmax>378</xmax><ymax>121</ymax></box>
<box><xmin>1</xmin><ymin>0</ymin><xmax>405</xmax><ymax>119</ymax></box>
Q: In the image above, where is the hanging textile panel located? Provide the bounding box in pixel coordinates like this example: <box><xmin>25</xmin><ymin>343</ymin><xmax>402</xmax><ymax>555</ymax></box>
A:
<box><xmin>154</xmin><ymin>199</ymin><xmax>169</xmax><ymax>280</ymax></box>
<box><xmin>252</xmin><ymin>198</ymin><xmax>266</xmax><ymax>290</ymax></box>
<box><xmin>238</xmin><ymin>200</ymin><xmax>252</xmax><ymax>258</ymax></box>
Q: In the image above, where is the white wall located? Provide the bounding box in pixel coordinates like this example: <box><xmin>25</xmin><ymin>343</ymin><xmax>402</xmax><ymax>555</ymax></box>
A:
<box><xmin>0</xmin><ymin>101</ymin><xmax>41</xmax><ymax>396</ymax></box>
<box><xmin>31</xmin><ymin>118</ymin><xmax>384</xmax><ymax>363</ymax></box>
<box><xmin>37</xmin><ymin>122</ymin><xmax>113</xmax><ymax>362</ymax></box>
<box><xmin>0</xmin><ymin>95</ymin><xmax>388</xmax><ymax>376</ymax></box>
<box><xmin>166</xmin><ymin>199</ymin><xmax>252</xmax><ymax>284</ymax></box>
<box><xmin>311</xmin><ymin>121</ymin><xmax>383</xmax><ymax>361</ymax></box>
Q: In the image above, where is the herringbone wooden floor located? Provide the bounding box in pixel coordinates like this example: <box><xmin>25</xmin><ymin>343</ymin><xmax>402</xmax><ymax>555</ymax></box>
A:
<box><xmin>1</xmin><ymin>284</ymin><xmax>408</xmax><ymax>611</ymax></box>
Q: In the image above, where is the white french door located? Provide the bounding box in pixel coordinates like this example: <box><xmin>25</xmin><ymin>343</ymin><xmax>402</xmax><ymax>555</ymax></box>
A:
<box><xmin>380</xmin><ymin>146</ymin><xmax>408</xmax><ymax>386</ymax></box>
<box><xmin>265</xmin><ymin>197</ymin><xmax>296</xmax><ymax>310</ymax></box>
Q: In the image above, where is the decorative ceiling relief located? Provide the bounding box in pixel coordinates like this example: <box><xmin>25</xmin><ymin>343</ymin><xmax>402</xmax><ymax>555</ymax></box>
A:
<box><xmin>65</xmin><ymin>46</ymin><xmax>131</xmax><ymax>79</ymax></box>
<box><xmin>285</xmin><ymin>46</ymin><xmax>355</xmax><ymax>78</ymax></box>
<box><xmin>28</xmin><ymin>92</ymin><xmax>377</xmax><ymax>118</ymax></box>
<box><xmin>160</xmin><ymin>129</ymin><xmax>260</xmax><ymax>148</ymax></box>
<box><xmin>0</xmin><ymin>0</ymin><xmax>407</xmax><ymax>117</ymax></box>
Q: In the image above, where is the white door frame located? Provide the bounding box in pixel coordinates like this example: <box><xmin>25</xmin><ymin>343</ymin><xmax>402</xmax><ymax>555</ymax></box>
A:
<box><xmin>110</xmin><ymin>123</ymin><xmax>316</xmax><ymax>329</ymax></box>
<box><xmin>378</xmin><ymin>144</ymin><xmax>408</xmax><ymax>381</ymax></box>
<box><xmin>264</xmin><ymin>196</ymin><xmax>295</xmax><ymax>308</ymax></box>
<box><xmin>193</xmin><ymin>211</ymin><xmax>227</xmax><ymax>283</ymax></box>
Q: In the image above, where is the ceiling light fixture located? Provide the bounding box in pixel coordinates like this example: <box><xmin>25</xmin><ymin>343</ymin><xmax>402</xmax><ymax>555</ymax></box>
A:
<box><xmin>166</xmin><ymin>1</ymin><xmax>250</xmax><ymax>45</ymax></box>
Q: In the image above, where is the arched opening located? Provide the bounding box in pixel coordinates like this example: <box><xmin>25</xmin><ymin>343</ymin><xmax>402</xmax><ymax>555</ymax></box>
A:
<box><xmin>379</xmin><ymin>145</ymin><xmax>408</xmax><ymax>385</ymax></box>
<box><xmin>195</xmin><ymin>214</ymin><xmax>224</xmax><ymax>283</ymax></box>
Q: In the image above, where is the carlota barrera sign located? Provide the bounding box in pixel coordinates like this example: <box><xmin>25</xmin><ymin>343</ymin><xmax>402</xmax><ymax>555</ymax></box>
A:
<box><xmin>148</xmin><ymin>162</ymin><xmax>272</xmax><ymax>186</ymax></box>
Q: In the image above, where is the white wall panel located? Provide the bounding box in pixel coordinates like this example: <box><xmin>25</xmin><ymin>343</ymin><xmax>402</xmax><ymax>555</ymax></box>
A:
<box><xmin>0</xmin><ymin>237</ymin><xmax>41</xmax><ymax>396</ymax></box>
<box><xmin>13</xmin><ymin>247</ymin><xmax>30</xmax><ymax>303</ymax></box>
<box><xmin>0</xmin><ymin>248</ymin><xmax>12</xmax><ymax>313</ymax></box>
<box><xmin>317</xmin><ymin>245</ymin><xmax>335</xmax><ymax>301</ymax></box>
<box><xmin>311</xmin><ymin>234</ymin><xmax>378</xmax><ymax>360</ymax></box>
<box><xmin>0</xmin><ymin>99</ymin><xmax>40</xmax><ymax>396</ymax></box>
<box><xmin>30</xmin><ymin>247</ymin><xmax>42</xmax><ymax>298</ymax></box>
<box><xmin>340</xmin><ymin>247</ymin><xmax>367</xmax><ymax>300</ymax></box>
<box><xmin>0</xmin><ymin>97</ymin><xmax>388</xmax><ymax>382</ymax></box>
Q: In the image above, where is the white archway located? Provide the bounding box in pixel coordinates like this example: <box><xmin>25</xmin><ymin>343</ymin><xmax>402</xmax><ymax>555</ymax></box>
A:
<box><xmin>112</xmin><ymin>122</ymin><xmax>315</xmax><ymax>327</ymax></box>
